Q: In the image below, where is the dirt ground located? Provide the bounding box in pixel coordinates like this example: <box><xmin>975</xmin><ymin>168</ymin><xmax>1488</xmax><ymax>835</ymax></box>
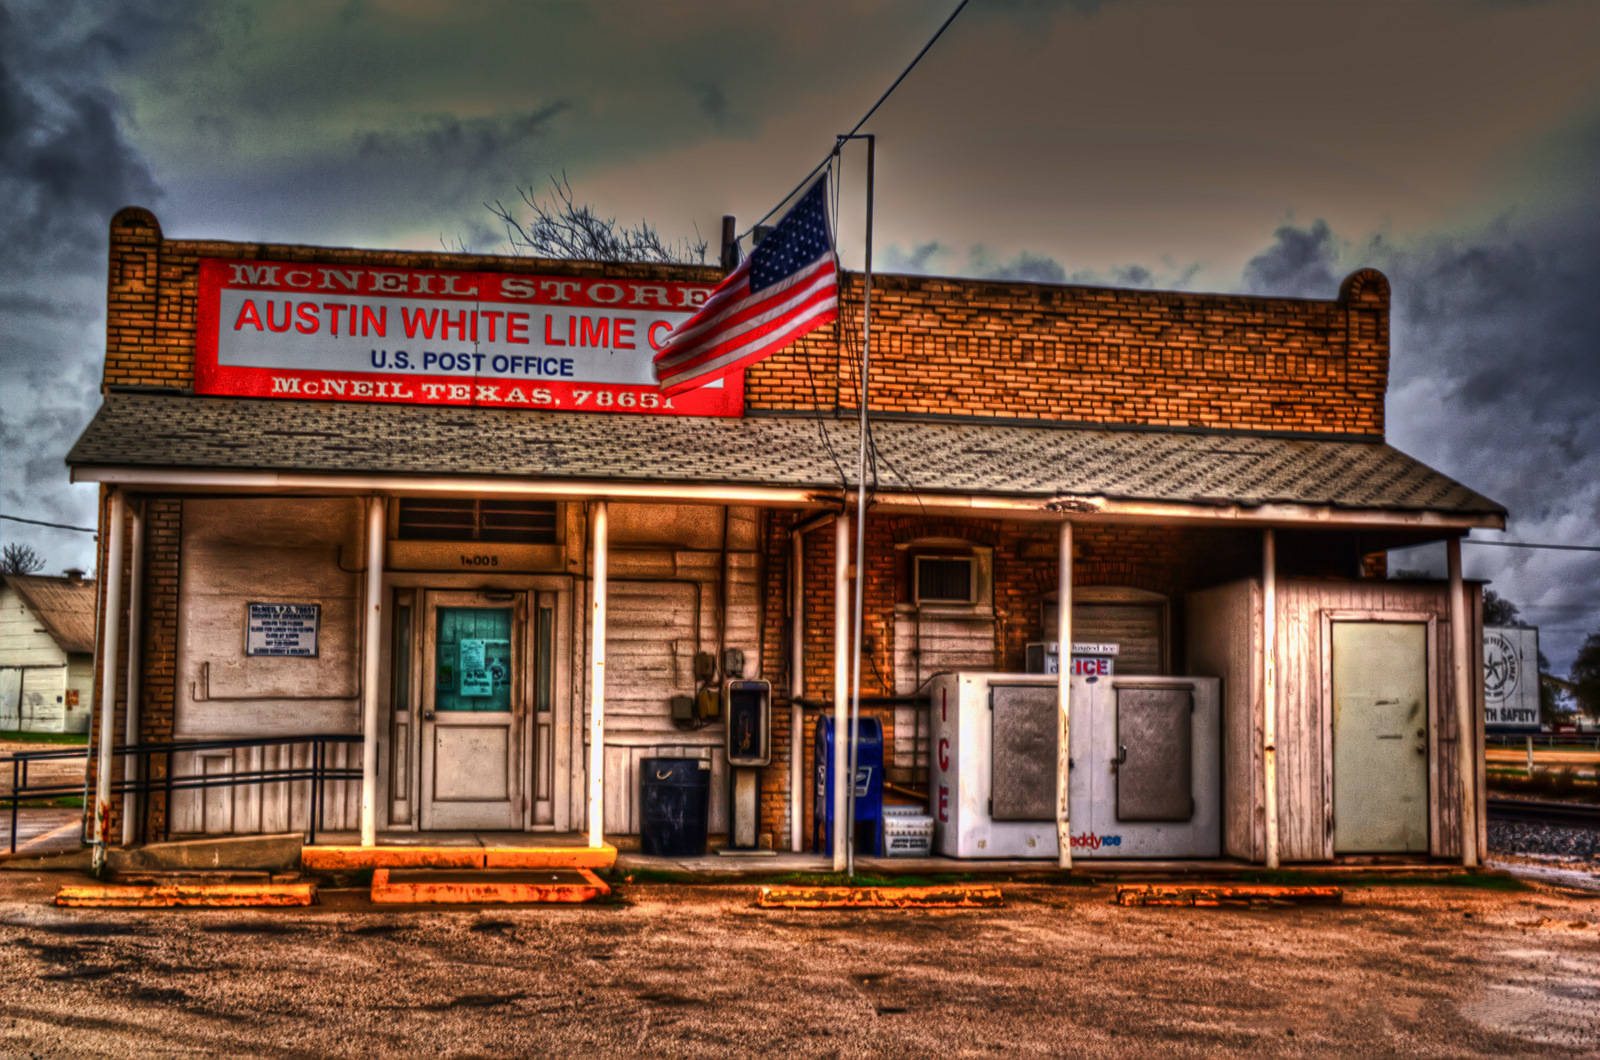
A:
<box><xmin>0</xmin><ymin>874</ymin><xmax>1595</xmax><ymax>1058</ymax></box>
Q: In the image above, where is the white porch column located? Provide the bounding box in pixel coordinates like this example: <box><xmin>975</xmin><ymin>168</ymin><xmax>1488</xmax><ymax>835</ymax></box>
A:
<box><xmin>359</xmin><ymin>495</ymin><xmax>385</xmax><ymax>847</ymax></box>
<box><xmin>1447</xmin><ymin>537</ymin><xmax>1478</xmax><ymax>866</ymax></box>
<box><xmin>121</xmin><ymin>501</ymin><xmax>145</xmax><ymax>846</ymax></box>
<box><xmin>588</xmin><ymin>500</ymin><xmax>609</xmax><ymax>848</ymax></box>
<box><xmin>790</xmin><ymin>528</ymin><xmax>805</xmax><ymax>852</ymax></box>
<box><xmin>93</xmin><ymin>489</ymin><xmax>125</xmax><ymax>866</ymax></box>
<box><xmin>1055</xmin><ymin>520</ymin><xmax>1073</xmax><ymax>870</ymax></box>
<box><xmin>1263</xmin><ymin>528</ymin><xmax>1279</xmax><ymax>869</ymax></box>
<box><xmin>832</xmin><ymin>512</ymin><xmax>850</xmax><ymax>871</ymax></box>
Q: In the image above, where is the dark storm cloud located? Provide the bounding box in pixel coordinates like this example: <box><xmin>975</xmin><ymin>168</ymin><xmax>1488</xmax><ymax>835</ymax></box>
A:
<box><xmin>976</xmin><ymin>0</ymin><xmax>1117</xmax><ymax>18</ymax></box>
<box><xmin>0</xmin><ymin>1</ymin><xmax>174</xmax><ymax>573</ymax></box>
<box><xmin>1237</xmin><ymin>166</ymin><xmax>1600</xmax><ymax>671</ymax></box>
<box><xmin>691</xmin><ymin>81</ymin><xmax>729</xmax><ymax>129</ymax></box>
<box><xmin>356</xmin><ymin>103</ymin><xmax>571</xmax><ymax>172</ymax></box>
<box><xmin>1240</xmin><ymin>220</ymin><xmax>1340</xmax><ymax>299</ymax></box>
<box><xmin>972</xmin><ymin>248</ymin><xmax>1069</xmax><ymax>284</ymax></box>
<box><xmin>881</xmin><ymin>241</ymin><xmax>947</xmax><ymax>273</ymax></box>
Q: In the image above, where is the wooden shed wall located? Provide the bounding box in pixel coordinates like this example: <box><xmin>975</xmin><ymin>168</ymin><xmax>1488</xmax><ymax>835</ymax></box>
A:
<box><xmin>590</xmin><ymin>504</ymin><xmax>764</xmax><ymax>836</ymax></box>
<box><xmin>171</xmin><ymin>497</ymin><xmax>364</xmax><ymax>834</ymax></box>
<box><xmin>1187</xmin><ymin>577</ymin><xmax>1478</xmax><ymax>864</ymax></box>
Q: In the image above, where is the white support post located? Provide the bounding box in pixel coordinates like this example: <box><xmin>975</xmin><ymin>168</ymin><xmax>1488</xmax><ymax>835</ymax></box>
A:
<box><xmin>1056</xmin><ymin>520</ymin><xmax>1073</xmax><ymax>870</ymax></box>
<box><xmin>93</xmin><ymin>489</ymin><xmax>124</xmax><ymax>868</ymax></box>
<box><xmin>790</xmin><ymin>528</ymin><xmax>805</xmax><ymax>852</ymax></box>
<box><xmin>1263</xmin><ymin>528</ymin><xmax>1279</xmax><ymax>869</ymax></box>
<box><xmin>121</xmin><ymin>501</ymin><xmax>145</xmax><ymax>846</ymax></box>
<box><xmin>359</xmin><ymin>495</ymin><xmax>385</xmax><ymax>847</ymax></box>
<box><xmin>1447</xmin><ymin>537</ymin><xmax>1478</xmax><ymax>867</ymax></box>
<box><xmin>832</xmin><ymin>512</ymin><xmax>850</xmax><ymax>871</ymax></box>
<box><xmin>588</xmin><ymin>501</ymin><xmax>609</xmax><ymax>849</ymax></box>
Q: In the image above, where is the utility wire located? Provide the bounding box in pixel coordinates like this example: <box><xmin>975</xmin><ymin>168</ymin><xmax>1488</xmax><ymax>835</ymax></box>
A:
<box><xmin>737</xmin><ymin>0</ymin><xmax>970</xmax><ymax>242</ymax></box>
<box><xmin>1464</xmin><ymin>539</ymin><xmax>1600</xmax><ymax>553</ymax></box>
<box><xmin>0</xmin><ymin>514</ymin><xmax>96</xmax><ymax>533</ymax></box>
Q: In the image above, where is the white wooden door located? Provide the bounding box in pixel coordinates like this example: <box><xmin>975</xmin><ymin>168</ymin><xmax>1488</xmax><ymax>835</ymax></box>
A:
<box><xmin>1332</xmin><ymin>621</ymin><xmax>1429</xmax><ymax>853</ymax></box>
<box><xmin>419</xmin><ymin>591</ymin><xmax>524</xmax><ymax>830</ymax></box>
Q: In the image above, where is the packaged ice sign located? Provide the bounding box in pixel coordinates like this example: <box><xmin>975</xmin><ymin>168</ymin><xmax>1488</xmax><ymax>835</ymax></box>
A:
<box><xmin>1025</xmin><ymin>640</ymin><xmax>1118</xmax><ymax>676</ymax></box>
<box><xmin>195</xmin><ymin>258</ymin><xmax>740</xmax><ymax>416</ymax></box>
<box><xmin>245</xmin><ymin>603</ymin><xmax>320</xmax><ymax>657</ymax></box>
<box><xmin>1484</xmin><ymin>626</ymin><xmax>1540</xmax><ymax>732</ymax></box>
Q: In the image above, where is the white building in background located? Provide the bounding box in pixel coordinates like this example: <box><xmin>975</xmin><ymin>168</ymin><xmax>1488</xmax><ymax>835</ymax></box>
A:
<box><xmin>1</xmin><ymin>571</ymin><xmax>97</xmax><ymax>734</ymax></box>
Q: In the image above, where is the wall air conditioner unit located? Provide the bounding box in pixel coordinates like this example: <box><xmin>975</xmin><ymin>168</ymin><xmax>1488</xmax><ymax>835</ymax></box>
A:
<box><xmin>913</xmin><ymin>555</ymin><xmax>975</xmax><ymax>606</ymax></box>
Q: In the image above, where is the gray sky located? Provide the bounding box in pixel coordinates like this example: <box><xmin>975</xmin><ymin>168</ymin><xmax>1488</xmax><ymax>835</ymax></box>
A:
<box><xmin>2</xmin><ymin>0</ymin><xmax>1596</xmax><ymax>676</ymax></box>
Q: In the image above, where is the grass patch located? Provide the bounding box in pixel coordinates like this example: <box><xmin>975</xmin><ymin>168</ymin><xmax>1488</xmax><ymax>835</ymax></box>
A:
<box><xmin>0</xmin><ymin>730</ymin><xmax>89</xmax><ymax>746</ymax></box>
<box><xmin>1235</xmin><ymin>869</ymin><xmax>1530</xmax><ymax>892</ymax></box>
<box><xmin>607</xmin><ymin>867</ymin><xmax>1099</xmax><ymax>888</ymax></box>
<box><xmin>1488</xmin><ymin>766</ymin><xmax>1600</xmax><ymax>802</ymax></box>
<box><xmin>8</xmin><ymin>796</ymin><xmax>84</xmax><ymax>809</ymax></box>
<box><xmin>766</xmin><ymin>871</ymin><xmax>986</xmax><ymax>888</ymax></box>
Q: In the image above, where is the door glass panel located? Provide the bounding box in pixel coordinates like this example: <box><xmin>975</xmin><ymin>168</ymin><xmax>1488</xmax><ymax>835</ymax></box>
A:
<box><xmin>535</xmin><ymin>605</ymin><xmax>553</xmax><ymax>713</ymax></box>
<box><xmin>434</xmin><ymin>607</ymin><xmax>512</xmax><ymax>712</ymax></box>
<box><xmin>391</xmin><ymin>602</ymin><xmax>411</xmax><ymax>713</ymax></box>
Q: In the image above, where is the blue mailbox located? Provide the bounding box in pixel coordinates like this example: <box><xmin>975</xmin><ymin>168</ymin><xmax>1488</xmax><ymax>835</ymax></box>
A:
<box><xmin>812</xmin><ymin>715</ymin><xmax>884</xmax><ymax>856</ymax></box>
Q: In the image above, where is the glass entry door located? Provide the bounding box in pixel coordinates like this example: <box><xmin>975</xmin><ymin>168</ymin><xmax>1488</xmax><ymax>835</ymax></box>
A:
<box><xmin>419</xmin><ymin>591</ymin><xmax>524</xmax><ymax>829</ymax></box>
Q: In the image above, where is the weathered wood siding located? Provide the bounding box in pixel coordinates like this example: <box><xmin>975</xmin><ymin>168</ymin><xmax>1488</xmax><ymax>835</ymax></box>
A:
<box><xmin>167</xmin><ymin>740</ymin><xmax>360</xmax><ymax>835</ymax></box>
<box><xmin>66</xmin><ymin>655</ymin><xmax>95</xmax><ymax>733</ymax></box>
<box><xmin>172</xmin><ymin>498</ymin><xmax>364</xmax><ymax>833</ymax></box>
<box><xmin>1187</xmin><ymin>577</ymin><xmax>1474</xmax><ymax>864</ymax></box>
<box><xmin>892</xmin><ymin>608</ymin><xmax>994</xmax><ymax>777</ymax></box>
<box><xmin>1186</xmin><ymin>580</ymin><xmax>1261</xmax><ymax>862</ymax></box>
<box><xmin>0</xmin><ymin>583</ymin><xmax>74</xmax><ymax>732</ymax></box>
<box><xmin>592</xmin><ymin>504</ymin><xmax>763</xmax><ymax>836</ymax></box>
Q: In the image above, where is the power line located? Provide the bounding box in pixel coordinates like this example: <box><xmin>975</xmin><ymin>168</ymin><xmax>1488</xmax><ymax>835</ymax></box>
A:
<box><xmin>1464</xmin><ymin>539</ymin><xmax>1600</xmax><ymax>554</ymax></box>
<box><xmin>0</xmin><ymin>514</ymin><xmax>96</xmax><ymax>534</ymax></box>
<box><xmin>738</xmin><ymin>0</ymin><xmax>970</xmax><ymax>241</ymax></box>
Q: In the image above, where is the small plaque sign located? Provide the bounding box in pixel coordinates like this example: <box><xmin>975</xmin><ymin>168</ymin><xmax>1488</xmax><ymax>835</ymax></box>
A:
<box><xmin>245</xmin><ymin>603</ymin><xmax>320</xmax><ymax>657</ymax></box>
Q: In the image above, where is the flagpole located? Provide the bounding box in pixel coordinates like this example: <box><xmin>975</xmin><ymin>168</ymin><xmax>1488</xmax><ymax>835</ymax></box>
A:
<box><xmin>842</xmin><ymin>134</ymin><xmax>874</xmax><ymax>880</ymax></box>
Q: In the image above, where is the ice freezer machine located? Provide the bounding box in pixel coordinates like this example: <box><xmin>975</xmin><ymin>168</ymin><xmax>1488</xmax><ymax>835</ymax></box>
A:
<box><xmin>927</xmin><ymin>672</ymin><xmax>1221</xmax><ymax>858</ymax></box>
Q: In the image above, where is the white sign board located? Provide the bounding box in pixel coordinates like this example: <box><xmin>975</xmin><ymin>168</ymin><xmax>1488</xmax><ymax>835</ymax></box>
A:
<box><xmin>1484</xmin><ymin>625</ymin><xmax>1540</xmax><ymax>731</ymax></box>
<box><xmin>245</xmin><ymin>603</ymin><xmax>320</xmax><ymax>657</ymax></box>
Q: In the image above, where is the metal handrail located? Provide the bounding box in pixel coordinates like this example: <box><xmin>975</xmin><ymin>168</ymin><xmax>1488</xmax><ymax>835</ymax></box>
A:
<box><xmin>1486</xmin><ymin>733</ymin><xmax>1600</xmax><ymax>750</ymax></box>
<box><xmin>3</xmin><ymin>734</ymin><xmax>361</xmax><ymax>853</ymax></box>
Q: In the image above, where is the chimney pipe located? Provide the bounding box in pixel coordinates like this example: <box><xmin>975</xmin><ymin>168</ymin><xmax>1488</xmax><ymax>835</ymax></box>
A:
<box><xmin>720</xmin><ymin>215</ymin><xmax>739</xmax><ymax>270</ymax></box>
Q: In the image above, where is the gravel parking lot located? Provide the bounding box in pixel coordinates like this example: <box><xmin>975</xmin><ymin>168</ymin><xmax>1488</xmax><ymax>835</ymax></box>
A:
<box><xmin>0</xmin><ymin>873</ymin><xmax>1595</xmax><ymax>1058</ymax></box>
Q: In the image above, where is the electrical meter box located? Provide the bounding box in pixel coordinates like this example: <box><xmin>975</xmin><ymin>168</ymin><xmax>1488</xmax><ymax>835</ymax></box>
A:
<box><xmin>725</xmin><ymin>679</ymin><xmax>772</xmax><ymax>766</ymax></box>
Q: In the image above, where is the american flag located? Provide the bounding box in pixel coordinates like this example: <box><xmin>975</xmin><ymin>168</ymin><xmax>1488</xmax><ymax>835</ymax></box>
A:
<box><xmin>653</xmin><ymin>177</ymin><xmax>838</xmax><ymax>395</ymax></box>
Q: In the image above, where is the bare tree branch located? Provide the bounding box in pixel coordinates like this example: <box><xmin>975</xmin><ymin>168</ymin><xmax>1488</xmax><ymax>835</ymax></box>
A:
<box><xmin>2</xmin><ymin>542</ymin><xmax>46</xmax><ymax>575</ymax></box>
<box><xmin>485</xmin><ymin>173</ymin><xmax>708</xmax><ymax>265</ymax></box>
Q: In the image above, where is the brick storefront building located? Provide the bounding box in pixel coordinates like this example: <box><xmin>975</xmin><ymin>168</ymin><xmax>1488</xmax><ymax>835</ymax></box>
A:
<box><xmin>69</xmin><ymin>207</ymin><xmax>1503</xmax><ymax>867</ymax></box>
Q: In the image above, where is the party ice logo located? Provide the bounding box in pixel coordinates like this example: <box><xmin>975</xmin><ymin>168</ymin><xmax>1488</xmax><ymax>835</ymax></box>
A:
<box><xmin>1484</xmin><ymin>632</ymin><xmax>1519</xmax><ymax>703</ymax></box>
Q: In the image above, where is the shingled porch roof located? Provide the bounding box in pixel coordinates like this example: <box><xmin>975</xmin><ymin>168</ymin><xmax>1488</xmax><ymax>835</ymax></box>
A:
<box><xmin>67</xmin><ymin>392</ymin><xmax>1505</xmax><ymax>527</ymax></box>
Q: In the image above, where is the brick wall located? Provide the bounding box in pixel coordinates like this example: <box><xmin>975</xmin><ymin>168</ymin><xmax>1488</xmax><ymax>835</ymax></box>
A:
<box><xmin>102</xmin><ymin>207</ymin><xmax>726</xmax><ymax>392</ymax></box>
<box><xmin>104</xmin><ymin>208</ymin><xmax>1390</xmax><ymax>439</ymax></box>
<box><xmin>745</xmin><ymin>270</ymin><xmax>1389</xmax><ymax>437</ymax></box>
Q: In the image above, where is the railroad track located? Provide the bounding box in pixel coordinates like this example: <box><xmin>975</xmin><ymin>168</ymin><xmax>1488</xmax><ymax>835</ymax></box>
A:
<box><xmin>1487</xmin><ymin>797</ymin><xmax>1600</xmax><ymax>828</ymax></box>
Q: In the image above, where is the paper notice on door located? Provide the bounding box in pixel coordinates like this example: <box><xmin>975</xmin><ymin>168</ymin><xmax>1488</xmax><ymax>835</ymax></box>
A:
<box><xmin>459</xmin><ymin>638</ymin><xmax>491</xmax><ymax>696</ymax></box>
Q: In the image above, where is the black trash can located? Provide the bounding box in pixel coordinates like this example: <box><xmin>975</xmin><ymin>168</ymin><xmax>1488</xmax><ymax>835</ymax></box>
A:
<box><xmin>638</xmin><ymin>757</ymin><xmax>711</xmax><ymax>857</ymax></box>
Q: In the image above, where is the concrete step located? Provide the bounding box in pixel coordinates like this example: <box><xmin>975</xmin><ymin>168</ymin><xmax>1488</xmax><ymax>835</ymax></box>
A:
<box><xmin>304</xmin><ymin>843</ymin><xmax>616</xmax><ymax>872</ymax></box>
<box><xmin>369</xmin><ymin>867</ymin><xmax>610</xmax><ymax>905</ymax></box>
<box><xmin>55</xmin><ymin>878</ymin><xmax>316</xmax><ymax>908</ymax></box>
